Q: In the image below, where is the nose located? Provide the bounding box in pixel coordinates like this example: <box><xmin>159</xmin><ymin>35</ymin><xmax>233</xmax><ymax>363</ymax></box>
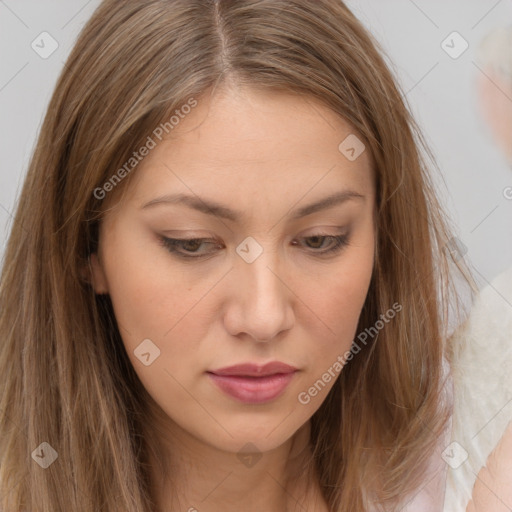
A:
<box><xmin>223</xmin><ymin>245</ymin><xmax>295</xmax><ymax>342</ymax></box>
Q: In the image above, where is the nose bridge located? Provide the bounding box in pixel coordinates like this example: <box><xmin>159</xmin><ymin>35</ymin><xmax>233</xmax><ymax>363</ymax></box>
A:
<box><xmin>228</xmin><ymin>236</ymin><xmax>293</xmax><ymax>341</ymax></box>
<box><xmin>248</xmin><ymin>251</ymin><xmax>283</xmax><ymax>307</ymax></box>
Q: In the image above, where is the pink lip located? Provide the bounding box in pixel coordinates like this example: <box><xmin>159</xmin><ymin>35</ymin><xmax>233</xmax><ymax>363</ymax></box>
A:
<box><xmin>210</xmin><ymin>362</ymin><xmax>298</xmax><ymax>377</ymax></box>
<box><xmin>207</xmin><ymin>362</ymin><xmax>298</xmax><ymax>404</ymax></box>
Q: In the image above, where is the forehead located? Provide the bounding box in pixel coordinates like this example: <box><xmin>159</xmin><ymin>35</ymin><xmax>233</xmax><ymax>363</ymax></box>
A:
<box><xmin>108</xmin><ymin>85</ymin><xmax>375</xmax><ymax>215</ymax></box>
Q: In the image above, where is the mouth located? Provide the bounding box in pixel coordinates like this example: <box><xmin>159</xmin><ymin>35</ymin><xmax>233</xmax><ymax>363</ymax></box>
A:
<box><xmin>207</xmin><ymin>362</ymin><xmax>298</xmax><ymax>404</ymax></box>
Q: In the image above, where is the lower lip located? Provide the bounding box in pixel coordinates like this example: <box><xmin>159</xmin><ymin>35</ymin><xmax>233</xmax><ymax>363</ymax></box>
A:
<box><xmin>207</xmin><ymin>372</ymin><xmax>296</xmax><ymax>404</ymax></box>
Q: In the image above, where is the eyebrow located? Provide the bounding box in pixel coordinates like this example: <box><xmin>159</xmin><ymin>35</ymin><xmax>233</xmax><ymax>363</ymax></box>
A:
<box><xmin>140</xmin><ymin>189</ymin><xmax>365</xmax><ymax>222</ymax></box>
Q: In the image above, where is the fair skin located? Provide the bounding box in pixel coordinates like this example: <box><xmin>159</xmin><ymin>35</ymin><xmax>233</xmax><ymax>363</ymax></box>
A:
<box><xmin>89</xmin><ymin>84</ymin><xmax>376</xmax><ymax>512</ymax></box>
<box><xmin>466</xmin><ymin>421</ymin><xmax>512</xmax><ymax>511</ymax></box>
<box><xmin>476</xmin><ymin>67</ymin><xmax>512</xmax><ymax>166</ymax></box>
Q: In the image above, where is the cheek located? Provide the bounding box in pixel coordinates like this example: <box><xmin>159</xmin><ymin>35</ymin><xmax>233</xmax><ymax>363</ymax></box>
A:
<box><xmin>102</xmin><ymin>242</ymin><xmax>214</xmax><ymax>420</ymax></box>
<box><xmin>290</xmin><ymin>243</ymin><xmax>374</xmax><ymax>409</ymax></box>
<box><xmin>308</xmin><ymin>273</ymin><xmax>372</xmax><ymax>377</ymax></box>
<box><xmin>298</xmin><ymin>233</ymin><xmax>374</xmax><ymax>349</ymax></box>
<box><xmin>101</xmin><ymin>233</ymin><xmax>209</xmax><ymax>361</ymax></box>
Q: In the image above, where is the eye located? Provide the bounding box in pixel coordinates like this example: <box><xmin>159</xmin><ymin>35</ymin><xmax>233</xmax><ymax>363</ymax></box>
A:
<box><xmin>294</xmin><ymin>233</ymin><xmax>350</xmax><ymax>255</ymax></box>
<box><xmin>158</xmin><ymin>232</ymin><xmax>350</xmax><ymax>260</ymax></box>
<box><xmin>158</xmin><ymin>237</ymin><xmax>222</xmax><ymax>259</ymax></box>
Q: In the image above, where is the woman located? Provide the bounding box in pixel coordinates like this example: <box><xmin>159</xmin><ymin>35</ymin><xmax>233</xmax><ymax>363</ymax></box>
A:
<box><xmin>0</xmin><ymin>1</ymin><xmax>476</xmax><ymax>510</ymax></box>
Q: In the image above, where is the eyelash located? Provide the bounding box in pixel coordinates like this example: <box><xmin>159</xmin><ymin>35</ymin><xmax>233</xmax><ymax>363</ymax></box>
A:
<box><xmin>157</xmin><ymin>233</ymin><xmax>350</xmax><ymax>260</ymax></box>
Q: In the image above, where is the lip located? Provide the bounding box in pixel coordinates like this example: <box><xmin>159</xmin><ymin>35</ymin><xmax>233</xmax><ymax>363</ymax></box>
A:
<box><xmin>207</xmin><ymin>362</ymin><xmax>298</xmax><ymax>404</ymax></box>
<box><xmin>210</xmin><ymin>362</ymin><xmax>298</xmax><ymax>377</ymax></box>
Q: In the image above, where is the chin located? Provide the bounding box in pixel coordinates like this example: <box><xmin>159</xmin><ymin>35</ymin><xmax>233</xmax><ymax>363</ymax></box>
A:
<box><xmin>200</xmin><ymin>416</ymin><xmax>309</xmax><ymax>455</ymax></box>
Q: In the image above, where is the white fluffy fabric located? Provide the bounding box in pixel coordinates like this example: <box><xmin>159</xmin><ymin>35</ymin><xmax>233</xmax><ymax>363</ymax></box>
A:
<box><xmin>443</xmin><ymin>265</ymin><xmax>512</xmax><ymax>511</ymax></box>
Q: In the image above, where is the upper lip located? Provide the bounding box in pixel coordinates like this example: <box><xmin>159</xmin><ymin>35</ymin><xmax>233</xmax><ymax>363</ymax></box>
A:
<box><xmin>209</xmin><ymin>362</ymin><xmax>298</xmax><ymax>377</ymax></box>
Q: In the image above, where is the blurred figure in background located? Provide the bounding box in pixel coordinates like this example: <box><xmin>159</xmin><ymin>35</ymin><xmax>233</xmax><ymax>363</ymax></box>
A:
<box><xmin>444</xmin><ymin>24</ymin><xmax>512</xmax><ymax>512</ymax></box>
<box><xmin>476</xmin><ymin>26</ymin><xmax>512</xmax><ymax>168</ymax></box>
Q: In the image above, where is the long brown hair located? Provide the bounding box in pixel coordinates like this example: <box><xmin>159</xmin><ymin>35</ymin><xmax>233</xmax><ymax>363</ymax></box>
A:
<box><xmin>0</xmin><ymin>0</ymin><xmax>476</xmax><ymax>510</ymax></box>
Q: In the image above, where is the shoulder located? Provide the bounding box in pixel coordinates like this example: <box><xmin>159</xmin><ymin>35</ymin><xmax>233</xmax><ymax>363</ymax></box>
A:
<box><xmin>466</xmin><ymin>420</ymin><xmax>512</xmax><ymax>511</ymax></box>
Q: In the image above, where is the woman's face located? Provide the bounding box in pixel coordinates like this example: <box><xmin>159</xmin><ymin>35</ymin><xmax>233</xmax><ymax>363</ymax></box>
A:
<box><xmin>90</xmin><ymin>85</ymin><xmax>376</xmax><ymax>455</ymax></box>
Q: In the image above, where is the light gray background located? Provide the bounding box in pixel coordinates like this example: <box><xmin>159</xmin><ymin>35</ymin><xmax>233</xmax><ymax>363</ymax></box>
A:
<box><xmin>1</xmin><ymin>0</ymin><xmax>511</xmax><ymax>288</ymax></box>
